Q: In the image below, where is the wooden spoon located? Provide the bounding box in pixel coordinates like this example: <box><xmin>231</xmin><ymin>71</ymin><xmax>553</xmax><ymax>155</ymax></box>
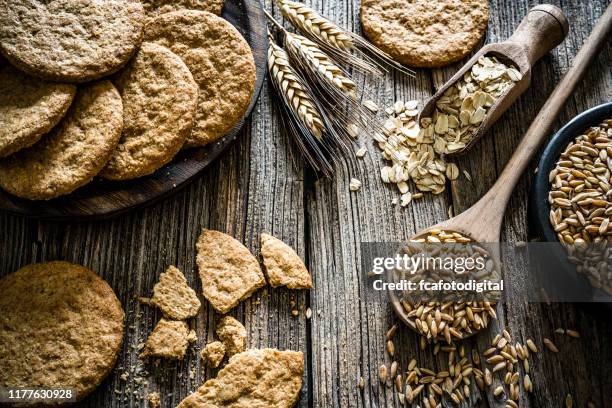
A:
<box><xmin>418</xmin><ymin>5</ymin><xmax>568</xmax><ymax>156</ymax></box>
<box><xmin>392</xmin><ymin>3</ymin><xmax>612</xmax><ymax>331</ymax></box>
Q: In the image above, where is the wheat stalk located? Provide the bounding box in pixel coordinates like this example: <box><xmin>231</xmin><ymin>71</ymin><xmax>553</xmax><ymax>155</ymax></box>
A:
<box><xmin>268</xmin><ymin>35</ymin><xmax>336</xmax><ymax>176</ymax></box>
<box><xmin>276</xmin><ymin>0</ymin><xmax>414</xmax><ymax>77</ymax></box>
<box><xmin>268</xmin><ymin>39</ymin><xmax>325</xmax><ymax>138</ymax></box>
<box><xmin>281</xmin><ymin>29</ymin><xmax>386</xmax><ymax>145</ymax></box>
<box><xmin>264</xmin><ymin>7</ymin><xmax>395</xmax><ymax>176</ymax></box>
<box><xmin>277</xmin><ymin>0</ymin><xmax>375</xmax><ymax>74</ymax></box>
<box><xmin>283</xmin><ymin>31</ymin><xmax>356</xmax><ymax>98</ymax></box>
<box><xmin>277</xmin><ymin>0</ymin><xmax>354</xmax><ymax>51</ymax></box>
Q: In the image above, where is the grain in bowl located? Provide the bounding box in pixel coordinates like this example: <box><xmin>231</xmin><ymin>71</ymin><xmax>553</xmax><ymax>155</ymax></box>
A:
<box><xmin>548</xmin><ymin>119</ymin><xmax>612</xmax><ymax>294</ymax></box>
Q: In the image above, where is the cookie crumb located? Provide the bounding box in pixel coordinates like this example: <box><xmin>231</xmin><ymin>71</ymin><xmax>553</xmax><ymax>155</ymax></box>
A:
<box><xmin>216</xmin><ymin>316</ymin><xmax>247</xmax><ymax>356</ymax></box>
<box><xmin>195</xmin><ymin>230</ymin><xmax>266</xmax><ymax>314</ymax></box>
<box><xmin>200</xmin><ymin>341</ymin><xmax>226</xmax><ymax>368</ymax></box>
<box><xmin>178</xmin><ymin>349</ymin><xmax>304</xmax><ymax>407</ymax></box>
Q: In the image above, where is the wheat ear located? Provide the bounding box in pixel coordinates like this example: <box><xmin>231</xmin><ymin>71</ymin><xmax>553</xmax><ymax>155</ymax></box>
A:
<box><xmin>277</xmin><ymin>0</ymin><xmax>414</xmax><ymax>76</ymax></box>
<box><xmin>283</xmin><ymin>31</ymin><xmax>356</xmax><ymax>98</ymax></box>
<box><xmin>277</xmin><ymin>0</ymin><xmax>375</xmax><ymax>74</ymax></box>
<box><xmin>277</xmin><ymin>0</ymin><xmax>354</xmax><ymax>50</ymax></box>
<box><xmin>281</xmin><ymin>29</ymin><xmax>386</xmax><ymax>142</ymax></box>
<box><xmin>268</xmin><ymin>39</ymin><xmax>325</xmax><ymax>138</ymax></box>
<box><xmin>268</xmin><ymin>36</ymin><xmax>336</xmax><ymax>176</ymax></box>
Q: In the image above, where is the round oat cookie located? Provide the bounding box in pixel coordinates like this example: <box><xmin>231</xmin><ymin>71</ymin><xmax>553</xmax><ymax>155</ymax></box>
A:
<box><xmin>0</xmin><ymin>0</ymin><xmax>145</xmax><ymax>83</ymax></box>
<box><xmin>0</xmin><ymin>80</ymin><xmax>123</xmax><ymax>200</ymax></box>
<box><xmin>100</xmin><ymin>43</ymin><xmax>198</xmax><ymax>180</ymax></box>
<box><xmin>0</xmin><ymin>65</ymin><xmax>76</xmax><ymax>158</ymax></box>
<box><xmin>145</xmin><ymin>10</ymin><xmax>256</xmax><ymax>147</ymax></box>
<box><xmin>360</xmin><ymin>0</ymin><xmax>489</xmax><ymax>68</ymax></box>
<box><xmin>0</xmin><ymin>261</ymin><xmax>124</xmax><ymax>403</ymax></box>
<box><xmin>142</xmin><ymin>0</ymin><xmax>225</xmax><ymax>21</ymax></box>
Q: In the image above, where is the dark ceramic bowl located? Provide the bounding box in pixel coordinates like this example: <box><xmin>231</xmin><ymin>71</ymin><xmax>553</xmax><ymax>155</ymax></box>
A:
<box><xmin>531</xmin><ymin>101</ymin><xmax>612</xmax><ymax>304</ymax></box>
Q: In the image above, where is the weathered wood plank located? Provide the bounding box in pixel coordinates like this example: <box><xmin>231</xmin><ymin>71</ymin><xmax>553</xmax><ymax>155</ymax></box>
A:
<box><xmin>304</xmin><ymin>0</ymin><xmax>450</xmax><ymax>406</ymax></box>
<box><xmin>305</xmin><ymin>0</ymin><xmax>612</xmax><ymax>408</ymax></box>
<box><xmin>447</xmin><ymin>1</ymin><xmax>612</xmax><ymax>408</ymax></box>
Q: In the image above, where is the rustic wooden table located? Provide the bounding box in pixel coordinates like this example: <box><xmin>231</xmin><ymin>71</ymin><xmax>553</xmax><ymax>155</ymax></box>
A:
<box><xmin>1</xmin><ymin>0</ymin><xmax>610</xmax><ymax>407</ymax></box>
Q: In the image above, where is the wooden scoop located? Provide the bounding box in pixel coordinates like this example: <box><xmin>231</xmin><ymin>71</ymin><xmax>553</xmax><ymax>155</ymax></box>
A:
<box><xmin>418</xmin><ymin>5</ymin><xmax>569</xmax><ymax>156</ymax></box>
<box><xmin>393</xmin><ymin>3</ymin><xmax>612</xmax><ymax>331</ymax></box>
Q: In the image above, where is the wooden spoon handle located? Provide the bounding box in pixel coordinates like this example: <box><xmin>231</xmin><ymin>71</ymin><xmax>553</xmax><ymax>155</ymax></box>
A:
<box><xmin>477</xmin><ymin>3</ymin><xmax>612</xmax><ymax>219</ymax></box>
<box><xmin>503</xmin><ymin>5</ymin><xmax>569</xmax><ymax>67</ymax></box>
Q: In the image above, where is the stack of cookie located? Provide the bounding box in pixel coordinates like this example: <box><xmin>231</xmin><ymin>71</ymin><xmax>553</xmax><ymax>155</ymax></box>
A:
<box><xmin>0</xmin><ymin>0</ymin><xmax>256</xmax><ymax>200</ymax></box>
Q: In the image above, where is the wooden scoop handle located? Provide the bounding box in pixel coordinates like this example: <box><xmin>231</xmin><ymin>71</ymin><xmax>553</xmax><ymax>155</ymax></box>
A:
<box><xmin>418</xmin><ymin>5</ymin><xmax>568</xmax><ymax>136</ymax></box>
<box><xmin>503</xmin><ymin>5</ymin><xmax>569</xmax><ymax>67</ymax></box>
<box><xmin>457</xmin><ymin>3</ymin><xmax>612</xmax><ymax>243</ymax></box>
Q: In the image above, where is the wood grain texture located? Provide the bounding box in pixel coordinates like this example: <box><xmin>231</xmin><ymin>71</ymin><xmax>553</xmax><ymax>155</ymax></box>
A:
<box><xmin>304</xmin><ymin>0</ymin><xmax>612</xmax><ymax>408</ymax></box>
<box><xmin>0</xmin><ymin>0</ymin><xmax>611</xmax><ymax>407</ymax></box>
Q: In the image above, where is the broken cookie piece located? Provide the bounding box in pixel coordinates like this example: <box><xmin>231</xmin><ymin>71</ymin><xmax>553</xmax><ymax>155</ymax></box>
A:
<box><xmin>216</xmin><ymin>316</ymin><xmax>246</xmax><ymax>356</ymax></box>
<box><xmin>196</xmin><ymin>230</ymin><xmax>266</xmax><ymax>314</ymax></box>
<box><xmin>200</xmin><ymin>341</ymin><xmax>226</xmax><ymax>368</ymax></box>
<box><xmin>150</xmin><ymin>265</ymin><xmax>201</xmax><ymax>320</ymax></box>
<box><xmin>187</xmin><ymin>329</ymin><xmax>198</xmax><ymax>343</ymax></box>
<box><xmin>148</xmin><ymin>392</ymin><xmax>161</xmax><ymax>408</ymax></box>
<box><xmin>177</xmin><ymin>348</ymin><xmax>304</xmax><ymax>408</ymax></box>
<box><xmin>260</xmin><ymin>233</ymin><xmax>312</xmax><ymax>289</ymax></box>
<box><xmin>141</xmin><ymin>318</ymin><xmax>190</xmax><ymax>360</ymax></box>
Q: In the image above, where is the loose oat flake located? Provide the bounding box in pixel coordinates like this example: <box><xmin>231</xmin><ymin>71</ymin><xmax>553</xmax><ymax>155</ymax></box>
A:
<box><xmin>373</xmin><ymin>100</ymin><xmax>450</xmax><ymax>200</ymax></box>
<box><xmin>425</xmin><ymin>56</ymin><xmax>520</xmax><ymax>155</ymax></box>
<box><xmin>349</xmin><ymin>178</ymin><xmax>362</xmax><ymax>191</ymax></box>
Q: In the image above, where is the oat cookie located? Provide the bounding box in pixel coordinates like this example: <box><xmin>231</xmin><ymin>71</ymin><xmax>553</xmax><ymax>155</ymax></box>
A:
<box><xmin>360</xmin><ymin>0</ymin><xmax>489</xmax><ymax>67</ymax></box>
<box><xmin>0</xmin><ymin>0</ymin><xmax>145</xmax><ymax>82</ymax></box>
<box><xmin>177</xmin><ymin>349</ymin><xmax>304</xmax><ymax>408</ymax></box>
<box><xmin>142</xmin><ymin>0</ymin><xmax>224</xmax><ymax>21</ymax></box>
<box><xmin>0</xmin><ymin>261</ymin><xmax>124</xmax><ymax>402</ymax></box>
<box><xmin>148</xmin><ymin>265</ymin><xmax>201</xmax><ymax>320</ymax></box>
<box><xmin>141</xmin><ymin>318</ymin><xmax>190</xmax><ymax>360</ymax></box>
<box><xmin>200</xmin><ymin>341</ymin><xmax>226</xmax><ymax>368</ymax></box>
<box><xmin>100</xmin><ymin>43</ymin><xmax>198</xmax><ymax>180</ymax></box>
<box><xmin>261</xmin><ymin>233</ymin><xmax>313</xmax><ymax>289</ymax></box>
<box><xmin>216</xmin><ymin>316</ymin><xmax>246</xmax><ymax>356</ymax></box>
<box><xmin>0</xmin><ymin>80</ymin><xmax>123</xmax><ymax>200</ymax></box>
<box><xmin>196</xmin><ymin>229</ymin><xmax>266</xmax><ymax>314</ymax></box>
<box><xmin>145</xmin><ymin>10</ymin><xmax>256</xmax><ymax>146</ymax></box>
<box><xmin>0</xmin><ymin>65</ymin><xmax>76</xmax><ymax>157</ymax></box>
